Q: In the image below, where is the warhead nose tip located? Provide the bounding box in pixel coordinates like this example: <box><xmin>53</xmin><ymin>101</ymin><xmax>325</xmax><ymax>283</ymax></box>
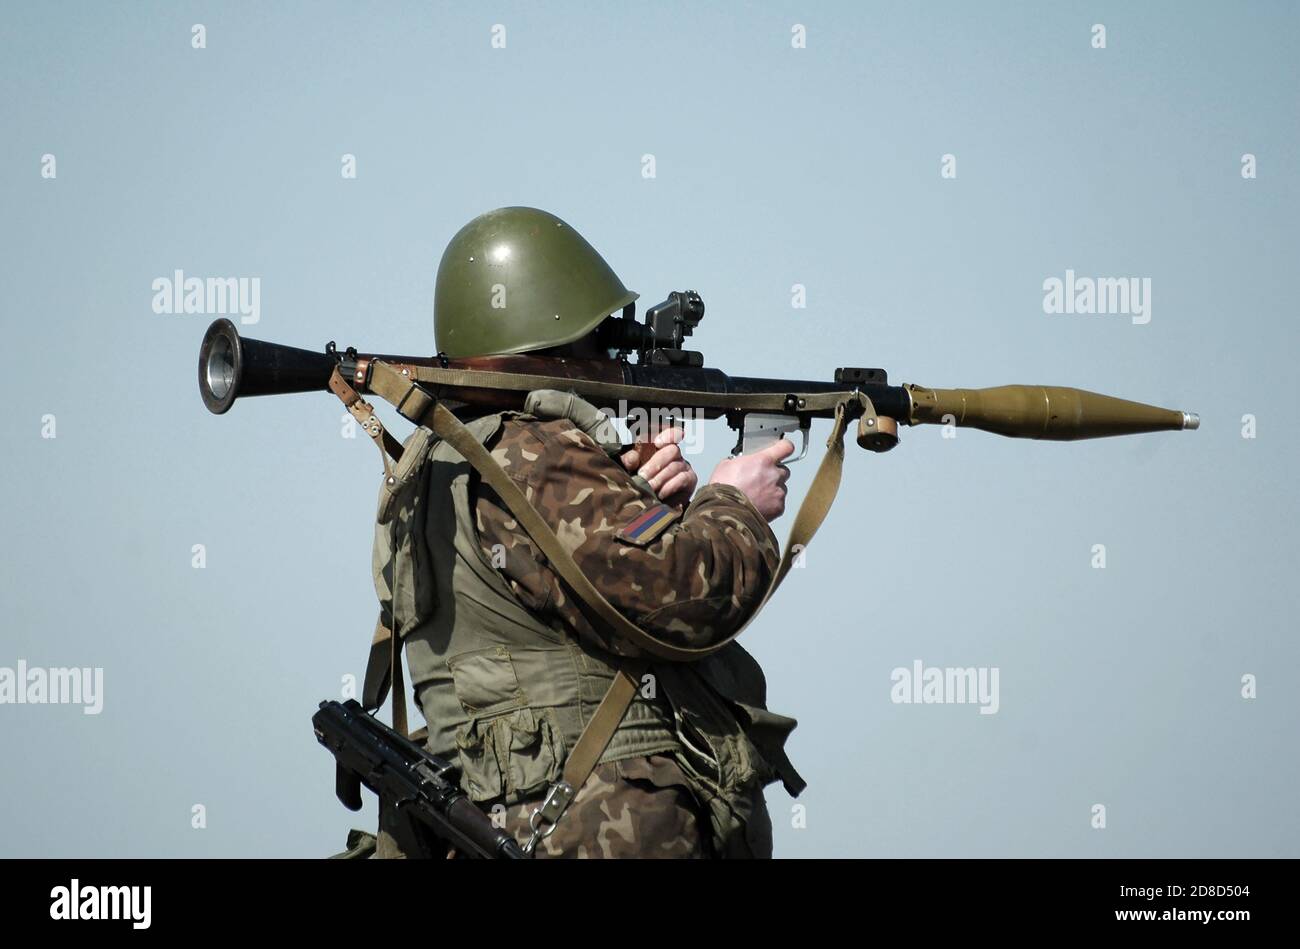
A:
<box><xmin>1183</xmin><ymin>412</ymin><xmax>1200</xmax><ymax>430</ymax></box>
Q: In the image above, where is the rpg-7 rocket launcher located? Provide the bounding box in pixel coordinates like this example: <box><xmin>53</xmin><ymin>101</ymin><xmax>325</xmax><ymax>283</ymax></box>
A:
<box><xmin>198</xmin><ymin>289</ymin><xmax>1199</xmax><ymax>458</ymax></box>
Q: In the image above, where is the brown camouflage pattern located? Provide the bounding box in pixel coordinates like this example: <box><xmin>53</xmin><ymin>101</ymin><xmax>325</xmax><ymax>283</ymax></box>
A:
<box><xmin>496</xmin><ymin>754</ymin><xmax>711</xmax><ymax>858</ymax></box>
<box><xmin>373</xmin><ymin>755</ymin><xmax>715</xmax><ymax>859</ymax></box>
<box><xmin>474</xmin><ymin>414</ymin><xmax>781</xmax><ymax>654</ymax></box>
<box><xmin>373</xmin><ymin>410</ymin><xmax>782</xmax><ymax>860</ymax></box>
<box><xmin>472</xmin><ymin>412</ymin><xmax>780</xmax><ymax>858</ymax></box>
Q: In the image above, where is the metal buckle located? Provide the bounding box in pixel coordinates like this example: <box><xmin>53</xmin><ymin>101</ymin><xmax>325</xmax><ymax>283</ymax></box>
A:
<box><xmin>394</xmin><ymin>382</ymin><xmax>433</xmax><ymax>423</ymax></box>
<box><xmin>522</xmin><ymin>781</ymin><xmax>575</xmax><ymax>856</ymax></box>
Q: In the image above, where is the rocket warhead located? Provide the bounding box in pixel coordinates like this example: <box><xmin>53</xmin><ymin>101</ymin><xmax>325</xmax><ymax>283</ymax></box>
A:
<box><xmin>904</xmin><ymin>384</ymin><xmax>1199</xmax><ymax>440</ymax></box>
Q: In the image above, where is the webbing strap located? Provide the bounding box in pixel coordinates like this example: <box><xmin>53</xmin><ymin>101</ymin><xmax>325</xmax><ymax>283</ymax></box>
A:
<box><xmin>388</xmin><ymin>616</ymin><xmax>407</xmax><ymax>738</ymax></box>
<box><xmin>330</xmin><ymin>369</ymin><xmax>412</xmax><ymax>735</ymax></box>
<box><xmin>517</xmin><ymin>660</ymin><xmax>645</xmax><ymax>854</ymax></box>
<box><xmin>369</xmin><ymin>360</ymin><xmax>861</xmax><ymax>662</ymax></box>
<box><xmin>400</xmin><ymin>362</ymin><xmax>854</xmax><ymax>417</ymax></box>
<box><xmin>329</xmin><ymin>367</ymin><xmax>405</xmax><ymax>470</ymax></box>
<box><xmin>361</xmin><ymin>615</ymin><xmax>392</xmax><ymax>709</ymax></box>
<box><xmin>359</xmin><ymin>618</ymin><xmax>409</xmax><ymax>738</ymax></box>
<box><xmin>343</xmin><ymin>361</ymin><xmax>863</xmax><ymax>827</ymax></box>
<box><xmin>561</xmin><ymin>664</ymin><xmax>643</xmax><ymax>789</ymax></box>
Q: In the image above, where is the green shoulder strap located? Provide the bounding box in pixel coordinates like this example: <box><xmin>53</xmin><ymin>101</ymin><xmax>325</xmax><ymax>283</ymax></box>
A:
<box><xmin>337</xmin><ymin>361</ymin><xmax>866</xmax><ymax>841</ymax></box>
<box><xmin>366</xmin><ymin>360</ymin><xmax>862</xmax><ymax>663</ymax></box>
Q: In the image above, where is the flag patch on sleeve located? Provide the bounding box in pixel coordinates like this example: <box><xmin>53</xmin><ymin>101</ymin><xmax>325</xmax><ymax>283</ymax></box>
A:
<box><xmin>616</xmin><ymin>503</ymin><xmax>681</xmax><ymax>547</ymax></box>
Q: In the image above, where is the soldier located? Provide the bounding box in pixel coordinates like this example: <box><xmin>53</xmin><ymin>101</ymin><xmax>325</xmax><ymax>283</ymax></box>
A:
<box><xmin>372</xmin><ymin>207</ymin><xmax>805</xmax><ymax>859</ymax></box>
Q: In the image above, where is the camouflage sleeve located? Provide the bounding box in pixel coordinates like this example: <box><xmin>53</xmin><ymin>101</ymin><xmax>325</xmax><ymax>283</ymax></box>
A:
<box><xmin>475</xmin><ymin>415</ymin><xmax>780</xmax><ymax>652</ymax></box>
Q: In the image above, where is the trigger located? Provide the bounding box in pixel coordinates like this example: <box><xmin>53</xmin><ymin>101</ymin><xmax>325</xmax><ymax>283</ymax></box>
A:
<box><xmin>788</xmin><ymin>427</ymin><xmax>809</xmax><ymax>463</ymax></box>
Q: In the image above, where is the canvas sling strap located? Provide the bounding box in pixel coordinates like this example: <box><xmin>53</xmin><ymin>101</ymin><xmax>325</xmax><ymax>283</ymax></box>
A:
<box><xmin>333</xmin><ymin>361</ymin><xmax>877</xmax><ymax>853</ymax></box>
<box><xmin>327</xmin><ymin>368</ymin><xmax>412</xmax><ymax>737</ymax></box>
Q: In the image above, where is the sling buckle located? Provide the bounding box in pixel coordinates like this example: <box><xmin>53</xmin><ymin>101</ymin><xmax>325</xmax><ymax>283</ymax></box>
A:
<box><xmin>522</xmin><ymin>780</ymin><xmax>575</xmax><ymax>856</ymax></box>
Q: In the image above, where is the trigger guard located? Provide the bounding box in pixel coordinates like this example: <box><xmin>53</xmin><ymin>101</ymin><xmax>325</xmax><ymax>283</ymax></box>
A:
<box><xmin>789</xmin><ymin>427</ymin><xmax>809</xmax><ymax>463</ymax></box>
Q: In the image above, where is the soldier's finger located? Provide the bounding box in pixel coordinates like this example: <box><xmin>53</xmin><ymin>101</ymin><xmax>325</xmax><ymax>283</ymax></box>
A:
<box><xmin>639</xmin><ymin>443</ymin><xmax>685</xmax><ymax>481</ymax></box>
<box><xmin>653</xmin><ymin>425</ymin><xmax>686</xmax><ymax>448</ymax></box>
<box><xmin>648</xmin><ymin>459</ymin><xmax>690</xmax><ymax>492</ymax></box>
<box><xmin>657</xmin><ymin>469</ymin><xmax>696</xmax><ymax>505</ymax></box>
<box><xmin>619</xmin><ymin>437</ymin><xmax>655</xmax><ymax>473</ymax></box>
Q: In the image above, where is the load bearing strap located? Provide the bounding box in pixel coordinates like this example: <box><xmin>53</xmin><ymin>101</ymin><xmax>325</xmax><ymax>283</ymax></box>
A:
<box><xmin>385</xmin><ymin>361</ymin><xmax>858</xmax><ymax>418</ymax></box>
<box><xmin>368</xmin><ymin>359</ymin><xmax>863</xmax><ymax>663</ymax></box>
<box><xmin>341</xmin><ymin>360</ymin><xmax>864</xmax><ymax>841</ymax></box>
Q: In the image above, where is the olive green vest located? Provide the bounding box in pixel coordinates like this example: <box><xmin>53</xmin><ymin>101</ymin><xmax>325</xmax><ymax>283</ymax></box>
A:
<box><xmin>372</xmin><ymin>392</ymin><xmax>804</xmax><ymax>857</ymax></box>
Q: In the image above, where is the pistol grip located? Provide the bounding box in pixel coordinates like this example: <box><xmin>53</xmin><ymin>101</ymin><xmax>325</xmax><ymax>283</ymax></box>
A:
<box><xmin>336</xmin><ymin>764</ymin><xmax>364</xmax><ymax>811</ymax></box>
<box><xmin>735</xmin><ymin>415</ymin><xmax>809</xmax><ymax>462</ymax></box>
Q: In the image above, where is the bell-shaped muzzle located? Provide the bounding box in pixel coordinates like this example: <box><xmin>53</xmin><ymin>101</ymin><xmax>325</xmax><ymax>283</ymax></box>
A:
<box><xmin>198</xmin><ymin>318</ymin><xmax>338</xmax><ymax>414</ymax></box>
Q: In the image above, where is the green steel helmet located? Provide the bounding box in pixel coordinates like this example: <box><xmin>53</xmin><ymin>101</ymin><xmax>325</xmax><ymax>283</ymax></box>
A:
<box><xmin>434</xmin><ymin>207</ymin><xmax>638</xmax><ymax>357</ymax></box>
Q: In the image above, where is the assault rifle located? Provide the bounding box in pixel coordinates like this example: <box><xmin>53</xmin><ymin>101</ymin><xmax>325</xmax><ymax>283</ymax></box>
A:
<box><xmin>312</xmin><ymin>698</ymin><xmax>526</xmax><ymax>859</ymax></box>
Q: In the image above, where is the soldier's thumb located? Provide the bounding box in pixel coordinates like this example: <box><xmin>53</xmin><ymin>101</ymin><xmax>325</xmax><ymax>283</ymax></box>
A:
<box><xmin>761</xmin><ymin>437</ymin><xmax>796</xmax><ymax>462</ymax></box>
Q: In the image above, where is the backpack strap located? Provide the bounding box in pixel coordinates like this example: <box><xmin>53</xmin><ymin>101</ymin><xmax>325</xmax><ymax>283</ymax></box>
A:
<box><xmin>338</xmin><ymin>362</ymin><xmax>868</xmax><ymax>848</ymax></box>
<box><xmin>521</xmin><ymin>661</ymin><xmax>645</xmax><ymax>855</ymax></box>
<box><xmin>329</xmin><ymin>368</ymin><xmax>412</xmax><ymax>736</ymax></box>
<box><xmin>368</xmin><ymin>360</ymin><xmax>863</xmax><ymax>662</ymax></box>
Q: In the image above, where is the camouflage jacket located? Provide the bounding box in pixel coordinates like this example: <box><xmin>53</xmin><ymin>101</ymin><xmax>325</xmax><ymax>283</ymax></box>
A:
<box><xmin>472</xmin><ymin>411</ymin><xmax>781</xmax><ymax>857</ymax></box>
<box><xmin>473</xmin><ymin>413</ymin><xmax>781</xmax><ymax>653</ymax></box>
<box><xmin>378</xmin><ymin>400</ymin><xmax>793</xmax><ymax>858</ymax></box>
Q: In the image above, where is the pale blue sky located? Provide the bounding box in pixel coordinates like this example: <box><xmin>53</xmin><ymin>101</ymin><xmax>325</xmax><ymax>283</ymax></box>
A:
<box><xmin>1</xmin><ymin>0</ymin><xmax>1296</xmax><ymax>856</ymax></box>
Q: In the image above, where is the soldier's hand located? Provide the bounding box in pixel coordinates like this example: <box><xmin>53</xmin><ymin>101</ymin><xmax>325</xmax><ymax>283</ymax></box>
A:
<box><xmin>619</xmin><ymin>425</ymin><xmax>698</xmax><ymax>509</ymax></box>
<box><xmin>707</xmin><ymin>437</ymin><xmax>795</xmax><ymax>521</ymax></box>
